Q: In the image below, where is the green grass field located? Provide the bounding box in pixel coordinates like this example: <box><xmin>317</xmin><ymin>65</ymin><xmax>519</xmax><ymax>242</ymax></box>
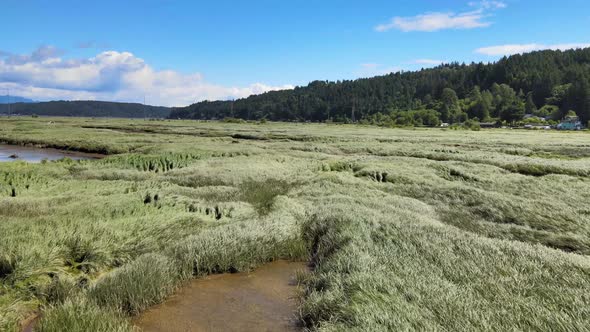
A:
<box><xmin>1</xmin><ymin>117</ymin><xmax>589</xmax><ymax>331</ymax></box>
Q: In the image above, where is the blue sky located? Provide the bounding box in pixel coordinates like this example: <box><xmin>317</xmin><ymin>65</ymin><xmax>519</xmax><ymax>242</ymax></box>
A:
<box><xmin>1</xmin><ymin>0</ymin><xmax>589</xmax><ymax>106</ymax></box>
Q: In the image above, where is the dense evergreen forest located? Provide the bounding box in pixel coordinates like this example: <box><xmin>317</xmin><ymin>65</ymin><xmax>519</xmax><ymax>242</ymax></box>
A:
<box><xmin>1</xmin><ymin>101</ymin><xmax>171</xmax><ymax>119</ymax></box>
<box><xmin>171</xmin><ymin>48</ymin><xmax>590</xmax><ymax>127</ymax></box>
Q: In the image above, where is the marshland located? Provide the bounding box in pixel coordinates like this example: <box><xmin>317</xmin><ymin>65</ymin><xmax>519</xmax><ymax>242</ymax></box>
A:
<box><xmin>0</xmin><ymin>116</ymin><xmax>589</xmax><ymax>331</ymax></box>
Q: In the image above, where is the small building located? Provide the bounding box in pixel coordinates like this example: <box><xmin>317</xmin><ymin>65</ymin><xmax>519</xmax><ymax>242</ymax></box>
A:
<box><xmin>557</xmin><ymin>116</ymin><xmax>583</xmax><ymax>130</ymax></box>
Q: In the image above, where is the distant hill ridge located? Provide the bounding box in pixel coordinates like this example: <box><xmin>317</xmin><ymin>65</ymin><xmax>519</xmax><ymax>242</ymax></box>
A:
<box><xmin>0</xmin><ymin>95</ymin><xmax>35</xmax><ymax>104</ymax></box>
<box><xmin>1</xmin><ymin>100</ymin><xmax>171</xmax><ymax>119</ymax></box>
<box><xmin>1</xmin><ymin>48</ymin><xmax>589</xmax><ymax>123</ymax></box>
<box><xmin>171</xmin><ymin>47</ymin><xmax>590</xmax><ymax>126</ymax></box>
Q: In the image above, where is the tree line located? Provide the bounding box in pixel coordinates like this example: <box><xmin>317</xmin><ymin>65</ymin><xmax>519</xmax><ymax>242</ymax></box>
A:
<box><xmin>170</xmin><ymin>48</ymin><xmax>590</xmax><ymax>127</ymax></box>
<box><xmin>3</xmin><ymin>101</ymin><xmax>171</xmax><ymax>119</ymax></box>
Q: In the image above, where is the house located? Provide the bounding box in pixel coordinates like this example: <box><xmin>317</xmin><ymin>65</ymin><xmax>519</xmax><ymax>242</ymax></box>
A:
<box><xmin>557</xmin><ymin>115</ymin><xmax>583</xmax><ymax>130</ymax></box>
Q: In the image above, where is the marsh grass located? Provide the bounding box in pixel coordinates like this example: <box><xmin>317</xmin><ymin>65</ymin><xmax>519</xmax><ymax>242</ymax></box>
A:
<box><xmin>1</xmin><ymin>117</ymin><xmax>589</xmax><ymax>331</ymax></box>
<box><xmin>62</xmin><ymin>234</ymin><xmax>108</xmax><ymax>273</ymax></box>
<box><xmin>101</xmin><ymin>153</ymin><xmax>202</xmax><ymax>172</ymax></box>
<box><xmin>36</xmin><ymin>299</ymin><xmax>132</xmax><ymax>332</ymax></box>
<box><xmin>89</xmin><ymin>253</ymin><xmax>178</xmax><ymax>315</ymax></box>
<box><xmin>0</xmin><ymin>255</ymin><xmax>16</xmax><ymax>280</ymax></box>
<box><xmin>239</xmin><ymin>178</ymin><xmax>291</xmax><ymax>215</ymax></box>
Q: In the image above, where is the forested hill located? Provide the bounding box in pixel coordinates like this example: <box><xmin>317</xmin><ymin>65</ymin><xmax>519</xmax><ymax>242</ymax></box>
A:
<box><xmin>171</xmin><ymin>48</ymin><xmax>590</xmax><ymax>126</ymax></box>
<box><xmin>2</xmin><ymin>100</ymin><xmax>171</xmax><ymax>118</ymax></box>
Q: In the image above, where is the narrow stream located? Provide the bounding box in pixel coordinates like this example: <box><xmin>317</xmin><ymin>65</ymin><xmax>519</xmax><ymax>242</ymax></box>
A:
<box><xmin>0</xmin><ymin>144</ymin><xmax>102</xmax><ymax>162</ymax></box>
<box><xmin>134</xmin><ymin>261</ymin><xmax>305</xmax><ymax>332</ymax></box>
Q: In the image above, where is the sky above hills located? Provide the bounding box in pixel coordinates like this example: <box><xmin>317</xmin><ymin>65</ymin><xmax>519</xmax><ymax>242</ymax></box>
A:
<box><xmin>1</xmin><ymin>0</ymin><xmax>589</xmax><ymax>106</ymax></box>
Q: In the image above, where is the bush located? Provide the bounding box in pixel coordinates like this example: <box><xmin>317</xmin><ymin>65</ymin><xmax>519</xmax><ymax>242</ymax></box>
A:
<box><xmin>450</xmin><ymin>120</ymin><xmax>480</xmax><ymax>131</ymax></box>
<box><xmin>464</xmin><ymin>119</ymin><xmax>481</xmax><ymax>131</ymax></box>
<box><xmin>223</xmin><ymin>117</ymin><xmax>246</xmax><ymax>124</ymax></box>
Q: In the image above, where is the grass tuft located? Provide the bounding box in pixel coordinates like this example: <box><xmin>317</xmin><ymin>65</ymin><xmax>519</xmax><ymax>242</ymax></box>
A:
<box><xmin>36</xmin><ymin>299</ymin><xmax>132</xmax><ymax>332</ymax></box>
<box><xmin>239</xmin><ymin>179</ymin><xmax>291</xmax><ymax>215</ymax></box>
<box><xmin>88</xmin><ymin>253</ymin><xmax>178</xmax><ymax>315</ymax></box>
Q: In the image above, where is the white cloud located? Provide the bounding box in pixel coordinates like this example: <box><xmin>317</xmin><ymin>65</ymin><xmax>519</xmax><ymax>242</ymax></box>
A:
<box><xmin>376</xmin><ymin>10</ymin><xmax>490</xmax><ymax>32</ymax></box>
<box><xmin>411</xmin><ymin>59</ymin><xmax>445</xmax><ymax>65</ymax></box>
<box><xmin>376</xmin><ymin>1</ymin><xmax>507</xmax><ymax>33</ymax></box>
<box><xmin>468</xmin><ymin>1</ymin><xmax>506</xmax><ymax>9</ymax></box>
<box><xmin>0</xmin><ymin>47</ymin><xmax>293</xmax><ymax>107</ymax></box>
<box><xmin>475</xmin><ymin>43</ymin><xmax>590</xmax><ymax>56</ymax></box>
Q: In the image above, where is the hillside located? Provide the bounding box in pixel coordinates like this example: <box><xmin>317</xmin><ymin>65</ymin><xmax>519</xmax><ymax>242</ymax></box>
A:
<box><xmin>2</xmin><ymin>100</ymin><xmax>171</xmax><ymax>118</ymax></box>
<box><xmin>171</xmin><ymin>48</ymin><xmax>590</xmax><ymax>126</ymax></box>
<box><xmin>0</xmin><ymin>95</ymin><xmax>35</xmax><ymax>104</ymax></box>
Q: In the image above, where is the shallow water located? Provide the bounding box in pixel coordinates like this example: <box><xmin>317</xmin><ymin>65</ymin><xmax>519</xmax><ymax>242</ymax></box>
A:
<box><xmin>0</xmin><ymin>144</ymin><xmax>101</xmax><ymax>163</ymax></box>
<box><xmin>134</xmin><ymin>261</ymin><xmax>305</xmax><ymax>332</ymax></box>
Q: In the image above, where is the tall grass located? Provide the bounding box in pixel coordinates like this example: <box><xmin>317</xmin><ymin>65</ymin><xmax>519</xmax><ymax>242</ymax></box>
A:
<box><xmin>89</xmin><ymin>253</ymin><xmax>178</xmax><ymax>315</ymax></box>
<box><xmin>239</xmin><ymin>178</ymin><xmax>292</xmax><ymax>215</ymax></box>
<box><xmin>1</xmin><ymin>117</ymin><xmax>589</xmax><ymax>331</ymax></box>
<box><xmin>36</xmin><ymin>300</ymin><xmax>132</xmax><ymax>332</ymax></box>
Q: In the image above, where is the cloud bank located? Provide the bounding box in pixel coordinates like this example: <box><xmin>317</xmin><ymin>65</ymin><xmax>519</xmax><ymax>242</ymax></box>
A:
<box><xmin>0</xmin><ymin>46</ymin><xmax>293</xmax><ymax>106</ymax></box>
<box><xmin>476</xmin><ymin>43</ymin><xmax>590</xmax><ymax>56</ymax></box>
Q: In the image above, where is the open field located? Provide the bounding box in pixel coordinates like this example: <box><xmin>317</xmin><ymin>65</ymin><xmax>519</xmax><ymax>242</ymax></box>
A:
<box><xmin>0</xmin><ymin>117</ymin><xmax>589</xmax><ymax>331</ymax></box>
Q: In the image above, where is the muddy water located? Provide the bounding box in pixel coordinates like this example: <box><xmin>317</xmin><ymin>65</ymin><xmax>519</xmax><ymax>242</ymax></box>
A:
<box><xmin>0</xmin><ymin>144</ymin><xmax>102</xmax><ymax>163</ymax></box>
<box><xmin>134</xmin><ymin>261</ymin><xmax>305</xmax><ymax>332</ymax></box>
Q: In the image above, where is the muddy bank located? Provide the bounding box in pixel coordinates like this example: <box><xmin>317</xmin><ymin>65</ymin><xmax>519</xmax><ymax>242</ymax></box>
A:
<box><xmin>0</xmin><ymin>144</ymin><xmax>103</xmax><ymax>163</ymax></box>
<box><xmin>134</xmin><ymin>260</ymin><xmax>305</xmax><ymax>332</ymax></box>
<box><xmin>21</xmin><ymin>313</ymin><xmax>40</xmax><ymax>332</ymax></box>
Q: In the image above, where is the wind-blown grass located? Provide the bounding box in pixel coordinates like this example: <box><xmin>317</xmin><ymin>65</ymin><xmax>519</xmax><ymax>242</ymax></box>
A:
<box><xmin>36</xmin><ymin>299</ymin><xmax>132</xmax><ymax>332</ymax></box>
<box><xmin>89</xmin><ymin>253</ymin><xmax>178</xmax><ymax>315</ymax></box>
<box><xmin>0</xmin><ymin>117</ymin><xmax>589</xmax><ymax>331</ymax></box>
